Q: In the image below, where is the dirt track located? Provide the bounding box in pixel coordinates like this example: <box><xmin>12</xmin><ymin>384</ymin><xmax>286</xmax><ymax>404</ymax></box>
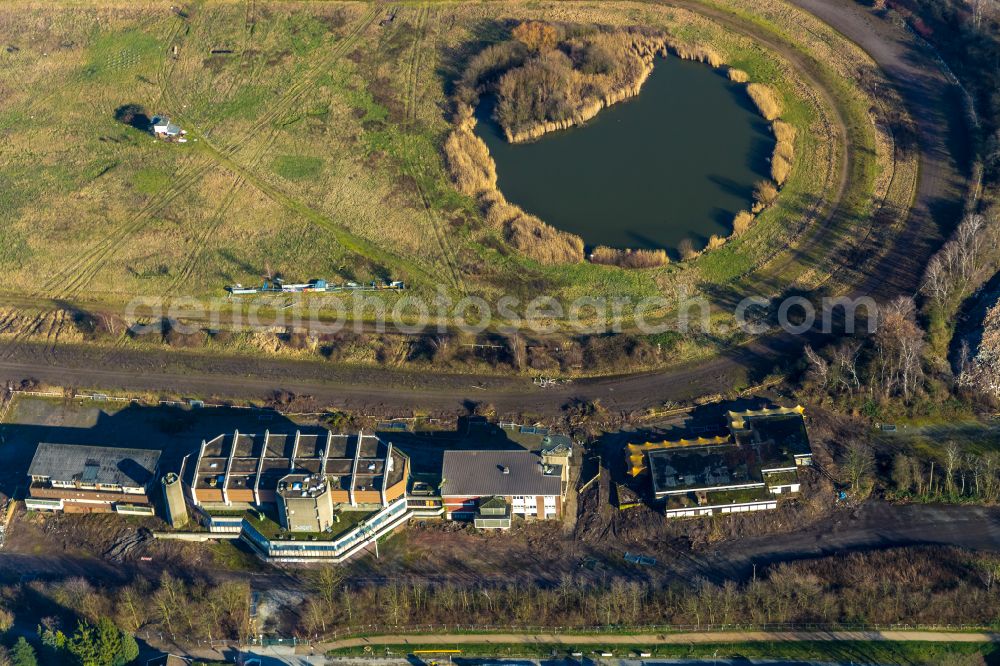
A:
<box><xmin>787</xmin><ymin>0</ymin><xmax>972</xmax><ymax>298</ymax></box>
<box><xmin>0</xmin><ymin>339</ymin><xmax>773</xmax><ymax>416</ymax></box>
<box><xmin>0</xmin><ymin>0</ymin><xmax>975</xmax><ymax>415</ymax></box>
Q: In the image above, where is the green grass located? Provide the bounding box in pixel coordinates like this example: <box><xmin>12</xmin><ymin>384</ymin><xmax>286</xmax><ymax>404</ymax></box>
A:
<box><xmin>245</xmin><ymin>507</ymin><xmax>374</xmax><ymax>542</ymax></box>
<box><xmin>131</xmin><ymin>167</ymin><xmax>173</xmax><ymax>195</ymax></box>
<box><xmin>273</xmin><ymin>155</ymin><xmax>325</xmax><ymax>181</ymax></box>
<box><xmin>208</xmin><ymin>539</ymin><xmax>267</xmax><ymax>572</ymax></box>
<box><xmin>0</xmin><ymin>0</ymin><xmax>897</xmax><ymax>340</ymax></box>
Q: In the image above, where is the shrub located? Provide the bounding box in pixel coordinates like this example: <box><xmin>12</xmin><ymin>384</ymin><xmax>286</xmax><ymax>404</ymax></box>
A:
<box><xmin>113</xmin><ymin>103</ymin><xmax>150</xmax><ymax>132</ymax></box>
<box><xmin>11</xmin><ymin>637</ymin><xmax>36</xmax><ymax>666</ymax></box>
<box><xmin>458</xmin><ymin>41</ymin><xmax>528</xmax><ymax>104</ymax></box>
<box><xmin>678</xmin><ymin>238</ymin><xmax>699</xmax><ymax>261</ymax></box>
<box><xmin>590</xmin><ymin>246</ymin><xmax>669</xmax><ymax>268</ymax></box>
<box><xmin>0</xmin><ymin>607</ymin><xmax>13</xmax><ymax>632</ymax></box>
<box><xmin>727</xmin><ymin>68</ymin><xmax>749</xmax><ymax>82</ymax></box>
<box><xmin>505</xmin><ymin>215</ymin><xmax>584</xmax><ymax>264</ymax></box>
<box><xmin>512</xmin><ymin>21</ymin><xmax>562</xmax><ymax>53</ymax></box>
<box><xmin>746</xmin><ymin>83</ymin><xmax>783</xmax><ymax>120</ymax></box>
<box><xmin>482</xmin><ymin>23</ymin><xmax>667</xmax><ymax>139</ymax></box>
<box><xmin>732</xmin><ymin>210</ymin><xmax>754</xmax><ymax>236</ymax></box>
<box><xmin>706</xmin><ymin>234</ymin><xmax>726</xmax><ymax>250</ymax></box>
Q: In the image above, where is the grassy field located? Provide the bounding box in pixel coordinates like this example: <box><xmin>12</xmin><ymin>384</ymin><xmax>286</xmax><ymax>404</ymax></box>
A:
<box><xmin>0</xmin><ymin>0</ymin><xmax>912</xmax><ymax>335</ymax></box>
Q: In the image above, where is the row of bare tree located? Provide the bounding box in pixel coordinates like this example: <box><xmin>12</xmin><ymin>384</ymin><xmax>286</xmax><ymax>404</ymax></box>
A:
<box><xmin>922</xmin><ymin>214</ymin><xmax>1000</xmax><ymax>308</ymax></box>
<box><xmin>293</xmin><ymin>548</ymin><xmax>1000</xmax><ymax>636</ymax></box>
<box><xmin>893</xmin><ymin>446</ymin><xmax>1000</xmax><ymax>501</ymax></box>
<box><xmin>805</xmin><ymin>296</ymin><xmax>926</xmax><ymax>402</ymax></box>
<box><xmin>4</xmin><ymin>548</ymin><xmax>999</xmax><ymax>647</ymax></box>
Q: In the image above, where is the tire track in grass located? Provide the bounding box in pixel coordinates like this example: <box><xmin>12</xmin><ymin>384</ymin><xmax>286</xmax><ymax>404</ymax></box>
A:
<box><xmin>180</xmin><ymin>3</ymin><xmax>439</xmax><ymax>286</ymax></box>
<box><xmin>165</xmin><ymin>173</ymin><xmax>248</xmax><ymax>295</ymax></box>
<box><xmin>40</xmin><ymin>158</ymin><xmax>219</xmax><ymax>299</ymax></box>
<box><xmin>51</xmin><ymin>5</ymin><xmax>385</xmax><ymax>299</ymax></box>
<box><xmin>38</xmin><ymin>10</ymin><xmax>216</xmax><ymax>298</ymax></box>
<box><xmin>398</xmin><ymin>4</ymin><xmax>466</xmax><ymax>294</ymax></box>
<box><xmin>216</xmin><ymin>0</ymin><xmax>259</xmax><ymax>109</ymax></box>
<box><xmin>161</xmin><ymin>4</ymin><xmax>412</xmax><ymax>287</ymax></box>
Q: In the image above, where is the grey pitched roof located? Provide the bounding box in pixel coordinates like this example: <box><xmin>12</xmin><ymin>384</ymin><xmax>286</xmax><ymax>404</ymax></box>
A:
<box><xmin>28</xmin><ymin>443</ymin><xmax>160</xmax><ymax>488</ymax></box>
<box><xmin>441</xmin><ymin>450</ymin><xmax>562</xmax><ymax>497</ymax></box>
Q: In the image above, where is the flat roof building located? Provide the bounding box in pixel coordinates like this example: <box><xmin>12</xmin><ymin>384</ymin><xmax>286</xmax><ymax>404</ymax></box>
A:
<box><xmin>186</xmin><ymin>430</ymin><xmax>409</xmax><ymax>519</ymax></box>
<box><xmin>27</xmin><ymin>443</ymin><xmax>160</xmax><ymax>515</ymax></box>
<box><xmin>441</xmin><ymin>449</ymin><xmax>564</xmax><ymax>525</ymax></box>
<box><xmin>627</xmin><ymin>406</ymin><xmax>813</xmax><ymax>518</ymax></box>
<box><xmin>276</xmin><ymin>472</ymin><xmax>335</xmax><ymax>533</ymax></box>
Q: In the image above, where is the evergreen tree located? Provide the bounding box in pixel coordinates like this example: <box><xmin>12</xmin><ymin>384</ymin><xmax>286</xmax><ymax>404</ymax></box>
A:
<box><xmin>63</xmin><ymin>618</ymin><xmax>138</xmax><ymax>666</ymax></box>
<box><xmin>10</xmin><ymin>638</ymin><xmax>37</xmax><ymax>666</ymax></box>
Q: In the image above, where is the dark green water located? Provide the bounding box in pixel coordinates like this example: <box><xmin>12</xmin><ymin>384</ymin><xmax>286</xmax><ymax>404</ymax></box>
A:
<box><xmin>474</xmin><ymin>56</ymin><xmax>774</xmax><ymax>252</ymax></box>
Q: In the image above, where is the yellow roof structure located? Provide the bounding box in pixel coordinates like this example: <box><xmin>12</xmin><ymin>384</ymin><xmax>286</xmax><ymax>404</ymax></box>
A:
<box><xmin>728</xmin><ymin>405</ymin><xmax>805</xmax><ymax>432</ymax></box>
<box><xmin>625</xmin><ymin>435</ymin><xmax>731</xmax><ymax>477</ymax></box>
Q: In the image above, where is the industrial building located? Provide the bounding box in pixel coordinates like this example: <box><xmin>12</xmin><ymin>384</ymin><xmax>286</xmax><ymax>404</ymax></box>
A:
<box><xmin>26</xmin><ymin>443</ymin><xmax>160</xmax><ymax>515</ymax></box>
<box><xmin>626</xmin><ymin>406</ymin><xmax>813</xmax><ymax>518</ymax></box>
<box><xmin>441</xmin><ymin>449</ymin><xmax>565</xmax><ymax>527</ymax></box>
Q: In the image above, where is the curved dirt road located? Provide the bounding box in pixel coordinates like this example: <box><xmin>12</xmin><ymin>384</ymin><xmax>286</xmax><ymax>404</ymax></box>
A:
<box><xmin>787</xmin><ymin>0</ymin><xmax>972</xmax><ymax>298</ymax></box>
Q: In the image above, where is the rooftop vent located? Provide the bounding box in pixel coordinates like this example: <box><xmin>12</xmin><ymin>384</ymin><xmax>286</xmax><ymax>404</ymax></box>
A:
<box><xmin>502</xmin><ymin>466</ymin><xmax>510</xmax><ymax>475</ymax></box>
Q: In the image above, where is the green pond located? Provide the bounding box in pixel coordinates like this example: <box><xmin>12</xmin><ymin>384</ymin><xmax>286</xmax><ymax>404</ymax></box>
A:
<box><xmin>474</xmin><ymin>56</ymin><xmax>775</xmax><ymax>253</ymax></box>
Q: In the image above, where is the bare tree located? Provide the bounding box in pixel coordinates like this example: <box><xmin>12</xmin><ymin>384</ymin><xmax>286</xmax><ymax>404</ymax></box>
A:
<box><xmin>944</xmin><ymin>442</ymin><xmax>961</xmax><ymax>496</ymax></box>
<box><xmin>891</xmin><ymin>452</ymin><xmax>914</xmax><ymax>493</ymax></box>
<box><xmin>843</xmin><ymin>441</ymin><xmax>875</xmax><ymax>494</ymax></box>
<box><xmin>831</xmin><ymin>339</ymin><xmax>863</xmax><ymax>394</ymax></box>
<box><xmin>804</xmin><ymin>345</ymin><xmax>829</xmax><ymax>389</ymax></box>
<box><xmin>874</xmin><ymin>296</ymin><xmax>925</xmax><ymax>400</ymax></box>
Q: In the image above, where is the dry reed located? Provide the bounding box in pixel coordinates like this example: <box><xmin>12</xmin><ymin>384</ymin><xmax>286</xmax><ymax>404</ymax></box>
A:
<box><xmin>590</xmin><ymin>246</ymin><xmax>669</xmax><ymax>268</ymax></box>
<box><xmin>678</xmin><ymin>238</ymin><xmax>699</xmax><ymax>261</ymax></box>
<box><xmin>771</xmin><ymin>153</ymin><xmax>792</xmax><ymax>185</ymax></box>
<box><xmin>753</xmin><ymin>180</ymin><xmax>779</xmax><ymax>211</ymax></box>
<box><xmin>706</xmin><ymin>234</ymin><xmax>726</xmax><ymax>250</ymax></box>
<box><xmin>443</xmin><ymin>128</ymin><xmax>496</xmax><ymax>196</ymax></box>
<box><xmin>667</xmin><ymin>39</ymin><xmax>724</xmax><ymax>67</ymax></box>
<box><xmin>772</xmin><ymin>120</ymin><xmax>797</xmax><ymax>143</ymax></box>
<box><xmin>746</xmin><ymin>83</ymin><xmax>782</xmax><ymax>120</ymax></box>
<box><xmin>727</xmin><ymin>68</ymin><xmax>749</xmax><ymax>82</ymax></box>
<box><xmin>505</xmin><ymin>214</ymin><xmax>585</xmax><ymax>264</ymax></box>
